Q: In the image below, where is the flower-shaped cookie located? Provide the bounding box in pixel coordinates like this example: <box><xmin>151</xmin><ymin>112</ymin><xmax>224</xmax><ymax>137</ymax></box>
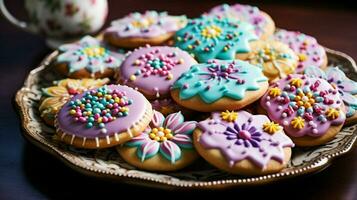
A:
<box><xmin>39</xmin><ymin>78</ymin><xmax>109</xmax><ymax>126</ymax></box>
<box><xmin>273</xmin><ymin>29</ymin><xmax>327</xmax><ymax>73</ymax></box>
<box><xmin>195</xmin><ymin>111</ymin><xmax>294</xmax><ymax>175</ymax></box>
<box><xmin>124</xmin><ymin>111</ymin><xmax>196</xmax><ymax>164</ymax></box>
<box><xmin>305</xmin><ymin>66</ymin><xmax>357</xmax><ymax>121</ymax></box>
<box><xmin>56</xmin><ymin>36</ymin><xmax>123</xmax><ymax>78</ymax></box>
<box><xmin>174</xmin><ymin>16</ymin><xmax>257</xmax><ymax>62</ymax></box>
<box><xmin>260</xmin><ymin>74</ymin><xmax>346</xmax><ymax>146</ymax></box>
<box><xmin>207</xmin><ymin>3</ymin><xmax>275</xmax><ymax>39</ymax></box>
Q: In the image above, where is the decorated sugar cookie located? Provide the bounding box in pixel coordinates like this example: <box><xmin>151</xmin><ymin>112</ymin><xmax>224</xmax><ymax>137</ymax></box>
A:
<box><xmin>39</xmin><ymin>78</ymin><xmax>109</xmax><ymax>126</ymax></box>
<box><xmin>194</xmin><ymin>111</ymin><xmax>294</xmax><ymax>175</ymax></box>
<box><xmin>171</xmin><ymin>59</ymin><xmax>268</xmax><ymax>112</ymax></box>
<box><xmin>174</xmin><ymin>16</ymin><xmax>257</xmax><ymax>63</ymax></box>
<box><xmin>118</xmin><ymin>46</ymin><xmax>197</xmax><ymax>99</ymax></box>
<box><xmin>104</xmin><ymin>11</ymin><xmax>187</xmax><ymax>48</ymax></box>
<box><xmin>55</xmin><ymin>85</ymin><xmax>153</xmax><ymax>149</ymax></box>
<box><xmin>236</xmin><ymin>40</ymin><xmax>298</xmax><ymax>82</ymax></box>
<box><xmin>273</xmin><ymin>29</ymin><xmax>327</xmax><ymax>73</ymax></box>
<box><xmin>260</xmin><ymin>74</ymin><xmax>346</xmax><ymax>146</ymax></box>
<box><xmin>305</xmin><ymin>66</ymin><xmax>357</xmax><ymax>124</ymax></box>
<box><xmin>118</xmin><ymin>111</ymin><xmax>198</xmax><ymax>171</ymax></box>
<box><xmin>207</xmin><ymin>3</ymin><xmax>275</xmax><ymax>39</ymax></box>
<box><xmin>55</xmin><ymin>36</ymin><xmax>124</xmax><ymax>78</ymax></box>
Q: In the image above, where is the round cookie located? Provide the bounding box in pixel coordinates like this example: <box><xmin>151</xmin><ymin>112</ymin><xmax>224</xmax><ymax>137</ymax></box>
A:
<box><xmin>236</xmin><ymin>40</ymin><xmax>299</xmax><ymax>82</ymax></box>
<box><xmin>171</xmin><ymin>59</ymin><xmax>268</xmax><ymax>112</ymax></box>
<box><xmin>260</xmin><ymin>74</ymin><xmax>346</xmax><ymax>146</ymax></box>
<box><xmin>207</xmin><ymin>3</ymin><xmax>275</xmax><ymax>39</ymax></box>
<box><xmin>55</xmin><ymin>36</ymin><xmax>124</xmax><ymax>78</ymax></box>
<box><xmin>55</xmin><ymin>85</ymin><xmax>153</xmax><ymax>149</ymax></box>
<box><xmin>174</xmin><ymin>16</ymin><xmax>257</xmax><ymax>63</ymax></box>
<box><xmin>104</xmin><ymin>11</ymin><xmax>187</xmax><ymax>48</ymax></box>
<box><xmin>305</xmin><ymin>66</ymin><xmax>357</xmax><ymax>125</ymax></box>
<box><xmin>118</xmin><ymin>46</ymin><xmax>197</xmax><ymax>99</ymax></box>
<box><xmin>194</xmin><ymin>111</ymin><xmax>294</xmax><ymax>175</ymax></box>
<box><xmin>273</xmin><ymin>29</ymin><xmax>328</xmax><ymax>73</ymax></box>
<box><xmin>118</xmin><ymin>111</ymin><xmax>198</xmax><ymax>171</ymax></box>
<box><xmin>40</xmin><ymin>78</ymin><xmax>109</xmax><ymax>126</ymax></box>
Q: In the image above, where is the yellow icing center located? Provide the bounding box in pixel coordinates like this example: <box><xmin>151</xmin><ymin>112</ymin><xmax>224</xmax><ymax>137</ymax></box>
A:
<box><xmin>294</xmin><ymin>90</ymin><xmax>315</xmax><ymax>109</ymax></box>
<box><xmin>220</xmin><ymin>110</ymin><xmax>238</xmax><ymax>122</ymax></box>
<box><xmin>149</xmin><ymin>127</ymin><xmax>173</xmax><ymax>142</ymax></box>
<box><xmin>326</xmin><ymin>108</ymin><xmax>340</xmax><ymax>120</ymax></box>
<box><xmin>290</xmin><ymin>78</ymin><xmax>303</xmax><ymax>87</ymax></box>
<box><xmin>291</xmin><ymin>116</ymin><xmax>305</xmax><ymax>129</ymax></box>
<box><xmin>131</xmin><ymin>18</ymin><xmax>155</xmax><ymax>28</ymax></box>
<box><xmin>82</xmin><ymin>47</ymin><xmax>105</xmax><ymax>57</ymax></box>
<box><xmin>201</xmin><ymin>25</ymin><xmax>222</xmax><ymax>38</ymax></box>
<box><xmin>269</xmin><ymin>87</ymin><xmax>282</xmax><ymax>97</ymax></box>
<box><xmin>262</xmin><ymin>121</ymin><xmax>281</xmax><ymax>134</ymax></box>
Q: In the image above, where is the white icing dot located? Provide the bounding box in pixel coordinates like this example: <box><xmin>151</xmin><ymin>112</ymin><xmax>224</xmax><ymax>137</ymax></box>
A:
<box><xmin>283</xmin><ymin>120</ymin><xmax>289</xmax><ymax>126</ymax></box>
<box><xmin>101</xmin><ymin>128</ymin><xmax>107</xmax><ymax>134</ymax></box>
<box><xmin>282</xmin><ymin>113</ymin><xmax>287</xmax><ymax>118</ymax></box>
<box><xmin>312</xmin><ymin>129</ymin><xmax>318</xmax><ymax>134</ymax></box>
<box><xmin>277</xmin><ymin>106</ymin><xmax>282</xmax><ymax>111</ymax></box>
<box><xmin>266</xmin><ymin>96</ymin><xmax>271</xmax><ymax>100</ymax></box>
<box><xmin>266</xmin><ymin>101</ymin><xmax>271</xmax><ymax>106</ymax></box>
<box><xmin>157</xmin><ymin>131</ymin><xmax>165</xmax><ymax>137</ymax></box>
<box><xmin>308</xmin><ymin>121</ymin><xmax>314</xmax><ymax>126</ymax></box>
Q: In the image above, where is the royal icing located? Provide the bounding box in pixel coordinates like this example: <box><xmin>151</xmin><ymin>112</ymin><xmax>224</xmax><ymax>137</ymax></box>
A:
<box><xmin>174</xmin><ymin>16</ymin><xmax>257</xmax><ymax>62</ymax></box>
<box><xmin>260</xmin><ymin>74</ymin><xmax>345</xmax><ymax>137</ymax></box>
<box><xmin>305</xmin><ymin>66</ymin><xmax>357</xmax><ymax>117</ymax></box>
<box><xmin>207</xmin><ymin>3</ymin><xmax>271</xmax><ymax>38</ymax></box>
<box><xmin>57</xmin><ymin>85</ymin><xmax>148</xmax><ymax>138</ymax></box>
<box><xmin>241</xmin><ymin>40</ymin><xmax>298</xmax><ymax>81</ymax></box>
<box><xmin>40</xmin><ymin>78</ymin><xmax>109</xmax><ymax>124</ymax></box>
<box><xmin>120</xmin><ymin>46</ymin><xmax>197</xmax><ymax>97</ymax></box>
<box><xmin>57</xmin><ymin>36</ymin><xmax>122</xmax><ymax>76</ymax></box>
<box><xmin>198</xmin><ymin>111</ymin><xmax>294</xmax><ymax>169</ymax></box>
<box><xmin>172</xmin><ymin>59</ymin><xmax>268</xmax><ymax>103</ymax></box>
<box><xmin>273</xmin><ymin>29</ymin><xmax>326</xmax><ymax>73</ymax></box>
<box><xmin>105</xmin><ymin>11</ymin><xmax>187</xmax><ymax>38</ymax></box>
<box><xmin>125</xmin><ymin>111</ymin><xmax>196</xmax><ymax>163</ymax></box>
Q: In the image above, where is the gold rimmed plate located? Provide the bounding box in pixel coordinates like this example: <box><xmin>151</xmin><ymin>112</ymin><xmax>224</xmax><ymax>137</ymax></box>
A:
<box><xmin>15</xmin><ymin>47</ymin><xmax>357</xmax><ymax>189</ymax></box>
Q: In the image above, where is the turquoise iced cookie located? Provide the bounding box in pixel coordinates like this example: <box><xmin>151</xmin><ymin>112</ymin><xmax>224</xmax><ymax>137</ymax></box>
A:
<box><xmin>170</xmin><ymin>59</ymin><xmax>268</xmax><ymax>112</ymax></box>
<box><xmin>174</xmin><ymin>16</ymin><xmax>257</xmax><ymax>63</ymax></box>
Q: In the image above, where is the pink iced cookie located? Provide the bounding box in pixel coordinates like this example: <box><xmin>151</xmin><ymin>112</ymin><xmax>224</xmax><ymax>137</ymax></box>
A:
<box><xmin>194</xmin><ymin>111</ymin><xmax>294</xmax><ymax>175</ymax></box>
<box><xmin>118</xmin><ymin>46</ymin><xmax>197</xmax><ymax>99</ymax></box>
<box><xmin>207</xmin><ymin>3</ymin><xmax>275</xmax><ymax>39</ymax></box>
<box><xmin>260</xmin><ymin>74</ymin><xmax>345</xmax><ymax>146</ymax></box>
<box><xmin>273</xmin><ymin>29</ymin><xmax>328</xmax><ymax>73</ymax></box>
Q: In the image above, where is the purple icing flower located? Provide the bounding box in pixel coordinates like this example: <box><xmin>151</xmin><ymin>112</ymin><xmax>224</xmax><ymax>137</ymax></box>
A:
<box><xmin>198</xmin><ymin>111</ymin><xmax>294</xmax><ymax>168</ymax></box>
<box><xmin>125</xmin><ymin>111</ymin><xmax>196</xmax><ymax>163</ymax></box>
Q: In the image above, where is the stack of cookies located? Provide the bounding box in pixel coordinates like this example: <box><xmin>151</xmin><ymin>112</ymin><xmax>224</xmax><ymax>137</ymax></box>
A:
<box><xmin>39</xmin><ymin>4</ymin><xmax>357</xmax><ymax>176</ymax></box>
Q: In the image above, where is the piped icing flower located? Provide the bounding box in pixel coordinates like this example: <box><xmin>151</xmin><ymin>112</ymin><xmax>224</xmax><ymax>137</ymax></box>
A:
<box><xmin>57</xmin><ymin>85</ymin><xmax>151</xmax><ymax>148</ymax></box>
<box><xmin>56</xmin><ymin>36</ymin><xmax>123</xmax><ymax>76</ymax></box>
<box><xmin>125</xmin><ymin>111</ymin><xmax>196</xmax><ymax>163</ymax></box>
<box><xmin>172</xmin><ymin>59</ymin><xmax>268</xmax><ymax>103</ymax></box>
<box><xmin>40</xmin><ymin>78</ymin><xmax>109</xmax><ymax>125</ymax></box>
<box><xmin>198</xmin><ymin>111</ymin><xmax>294</xmax><ymax>169</ymax></box>
<box><xmin>207</xmin><ymin>3</ymin><xmax>274</xmax><ymax>38</ymax></box>
<box><xmin>119</xmin><ymin>46</ymin><xmax>197</xmax><ymax>98</ymax></box>
<box><xmin>174</xmin><ymin>16</ymin><xmax>257</xmax><ymax>62</ymax></box>
<box><xmin>239</xmin><ymin>40</ymin><xmax>298</xmax><ymax>81</ymax></box>
<box><xmin>273</xmin><ymin>30</ymin><xmax>327</xmax><ymax>73</ymax></box>
<box><xmin>305</xmin><ymin>66</ymin><xmax>357</xmax><ymax>117</ymax></box>
<box><xmin>104</xmin><ymin>11</ymin><xmax>187</xmax><ymax>38</ymax></box>
<box><xmin>260</xmin><ymin>74</ymin><xmax>346</xmax><ymax>138</ymax></box>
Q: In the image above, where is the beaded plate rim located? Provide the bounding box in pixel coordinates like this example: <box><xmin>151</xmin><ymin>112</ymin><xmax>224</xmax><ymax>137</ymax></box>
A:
<box><xmin>15</xmin><ymin>47</ymin><xmax>357</xmax><ymax>189</ymax></box>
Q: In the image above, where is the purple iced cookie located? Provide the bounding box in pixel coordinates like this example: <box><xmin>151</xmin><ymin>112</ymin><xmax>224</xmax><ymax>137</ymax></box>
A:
<box><xmin>195</xmin><ymin>111</ymin><xmax>294</xmax><ymax>175</ymax></box>
<box><xmin>273</xmin><ymin>29</ymin><xmax>327</xmax><ymax>73</ymax></box>
<box><xmin>55</xmin><ymin>85</ymin><xmax>153</xmax><ymax>149</ymax></box>
<box><xmin>118</xmin><ymin>45</ymin><xmax>197</xmax><ymax>99</ymax></box>
<box><xmin>260</xmin><ymin>74</ymin><xmax>345</xmax><ymax>146</ymax></box>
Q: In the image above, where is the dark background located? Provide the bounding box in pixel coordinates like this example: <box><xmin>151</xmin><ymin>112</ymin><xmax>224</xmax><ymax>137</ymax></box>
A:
<box><xmin>1</xmin><ymin>0</ymin><xmax>356</xmax><ymax>199</ymax></box>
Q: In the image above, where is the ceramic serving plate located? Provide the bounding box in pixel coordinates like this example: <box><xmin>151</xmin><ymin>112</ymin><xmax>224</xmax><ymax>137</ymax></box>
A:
<box><xmin>15</xmin><ymin>47</ymin><xmax>357</xmax><ymax>189</ymax></box>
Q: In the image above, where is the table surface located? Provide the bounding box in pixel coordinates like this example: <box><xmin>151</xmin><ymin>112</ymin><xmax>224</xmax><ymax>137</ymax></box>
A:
<box><xmin>1</xmin><ymin>0</ymin><xmax>356</xmax><ymax>199</ymax></box>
